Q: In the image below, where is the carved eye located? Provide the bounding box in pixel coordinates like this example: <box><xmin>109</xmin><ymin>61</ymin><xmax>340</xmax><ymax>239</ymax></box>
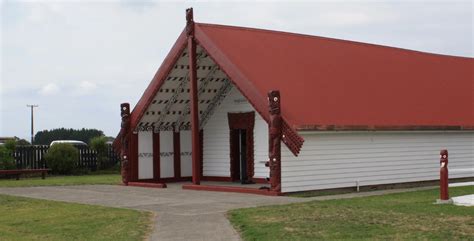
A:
<box><xmin>273</xmin><ymin>97</ymin><xmax>278</xmax><ymax>102</ymax></box>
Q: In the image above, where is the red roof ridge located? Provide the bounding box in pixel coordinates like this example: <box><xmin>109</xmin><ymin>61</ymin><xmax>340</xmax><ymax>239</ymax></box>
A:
<box><xmin>196</xmin><ymin>22</ymin><xmax>473</xmax><ymax>60</ymax></box>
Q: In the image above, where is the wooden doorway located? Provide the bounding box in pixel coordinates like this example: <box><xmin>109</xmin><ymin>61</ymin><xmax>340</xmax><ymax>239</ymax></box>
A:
<box><xmin>228</xmin><ymin>112</ymin><xmax>255</xmax><ymax>184</ymax></box>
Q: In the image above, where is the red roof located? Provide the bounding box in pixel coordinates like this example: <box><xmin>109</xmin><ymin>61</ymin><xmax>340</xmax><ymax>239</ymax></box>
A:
<box><xmin>195</xmin><ymin>23</ymin><xmax>474</xmax><ymax>130</ymax></box>
<box><xmin>116</xmin><ymin>22</ymin><xmax>473</xmax><ymax>154</ymax></box>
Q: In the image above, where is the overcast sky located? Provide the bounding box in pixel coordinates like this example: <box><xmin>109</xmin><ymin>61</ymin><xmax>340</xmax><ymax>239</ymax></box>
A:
<box><xmin>1</xmin><ymin>0</ymin><xmax>472</xmax><ymax>141</ymax></box>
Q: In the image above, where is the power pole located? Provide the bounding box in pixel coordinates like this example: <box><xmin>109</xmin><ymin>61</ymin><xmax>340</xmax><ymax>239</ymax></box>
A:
<box><xmin>26</xmin><ymin>104</ymin><xmax>39</xmax><ymax>145</ymax></box>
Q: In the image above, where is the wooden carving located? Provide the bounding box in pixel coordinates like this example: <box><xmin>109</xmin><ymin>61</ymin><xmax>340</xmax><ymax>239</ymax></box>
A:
<box><xmin>186</xmin><ymin>8</ymin><xmax>194</xmax><ymax>36</ymax></box>
<box><xmin>439</xmin><ymin>149</ymin><xmax>449</xmax><ymax>200</ymax></box>
<box><xmin>267</xmin><ymin>90</ymin><xmax>282</xmax><ymax>192</ymax></box>
<box><xmin>120</xmin><ymin>103</ymin><xmax>131</xmax><ymax>185</ymax></box>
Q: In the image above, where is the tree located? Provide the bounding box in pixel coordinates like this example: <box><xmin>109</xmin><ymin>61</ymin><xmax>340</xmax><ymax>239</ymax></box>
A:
<box><xmin>90</xmin><ymin>136</ymin><xmax>108</xmax><ymax>169</ymax></box>
<box><xmin>34</xmin><ymin>128</ymin><xmax>104</xmax><ymax>145</ymax></box>
<box><xmin>16</xmin><ymin>139</ymin><xmax>31</xmax><ymax>146</ymax></box>
<box><xmin>44</xmin><ymin>143</ymin><xmax>78</xmax><ymax>174</ymax></box>
<box><xmin>0</xmin><ymin>140</ymin><xmax>17</xmax><ymax>170</ymax></box>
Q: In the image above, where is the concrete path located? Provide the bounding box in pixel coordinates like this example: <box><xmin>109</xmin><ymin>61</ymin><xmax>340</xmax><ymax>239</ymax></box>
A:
<box><xmin>0</xmin><ymin>184</ymin><xmax>436</xmax><ymax>241</ymax></box>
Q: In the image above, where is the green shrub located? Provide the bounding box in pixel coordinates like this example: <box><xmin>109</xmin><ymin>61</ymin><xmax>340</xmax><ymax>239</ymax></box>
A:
<box><xmin>89</xmin><ymin>136</ymin><xmax>108</xmax><ymax>170</ymax></box>
<box><xmin>0</xmin><ymin>145</ymin><xmax>16</xmax><ymax>170</ymax></box>
<box><xmin>45</xmin><ymin>144</ymin><xmax>79</xmax><ymax>174</ymax></box>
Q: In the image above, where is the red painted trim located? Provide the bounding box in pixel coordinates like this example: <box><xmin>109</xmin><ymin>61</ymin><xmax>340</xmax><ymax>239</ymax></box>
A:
<box><xmin>128</xmin><ymin>182</ymin><xmax>167</xmax><ymax>189</ymax></box>
<box><xmin>130</xmin><ymin>133</ymin><xmax>139</xmax><ymax>181</ymax></box>
<box><xmin>159</xmin><ymin>176</ymin><xmax>192</xmax><ymax>183</ymax></box>
<box><xmin>201</xmin><ymin>176</ymin><xmax>233</xmax><ymax>182</ymax></box>
<box><xmin>195</xmin><ymin>25</ymin><xmax>268</xmax><ymax>124</ymax></box>
<box><xmin>200</xmin><ymin>176</ymin><xmax>267</xmax><ymax>184</ymax></box>
<box><xmin>195</xmin><ymin>24</ymin><xmax>303</xmax><ymax>156</ymax></box>
<box><xmin>182</xmin><ymin>184</ymin><xmax>281</xmax><ymax>196</ymax></box>
<box><xmin>153</xmin><ymin>132</ymin><xmax>160</xmax><ymax>180</ymax></box>
<box><xmin>252</xmin><ymin>178</ymin><xmax>267</xmax><ymax>184</ymax></box>
<box><xmin>296</xmin><ymin>125</ymin><xmax>474</xmax><ymax>131</ymax></box>
<box><xmin>188</xmin><ymin>35</ymin><xmax>201</xmax><ymax>185</ymax></box>
<box><xmin>129</xmin><ymin>30</ymin><xmax>188</xmax><ymax>130</ymax></box>
<box><xmin>173</xmin><ymin>131</ymin><xmax>181</xmax><ymax>178</ymax></box>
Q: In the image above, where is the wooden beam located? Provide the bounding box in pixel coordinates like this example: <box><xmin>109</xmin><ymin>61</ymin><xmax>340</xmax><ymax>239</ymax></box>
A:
<box><xmin>173</xmin><ymin>131</ymin><xmax>181</xmax><ymax>179</ymax></box>
<box><xmin>187</xmin><ymin>8</ymin><xmax>201</xmax><ymax>185</ymax></box>
<box><xmin>153</xmin><ymin>132</ymin><xmax>160</xmax><ymax>181</ymax></box>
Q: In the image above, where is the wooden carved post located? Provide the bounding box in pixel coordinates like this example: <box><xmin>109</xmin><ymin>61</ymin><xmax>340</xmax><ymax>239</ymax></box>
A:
<box><xmin>267</xmin><ymin>90</ymin><xmax>282</xmax><ymax>192</ymax></box>
<box><xmin>440</xmin><ymin>149</ymin><xmax>449</xmax><ymax>200</ymax></box>
<box><xmin>120</xmin><ymin>103</ymin><xmax>131</xmax><ymax>185</ymax></box>
<box><xmin>186</xmin><ymin>8</ymin><xmax>201</xmax><ymax>185</ymax></box>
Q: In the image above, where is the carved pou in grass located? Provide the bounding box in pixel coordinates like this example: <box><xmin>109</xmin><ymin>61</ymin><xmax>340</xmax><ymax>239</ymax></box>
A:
<box><xmin>267</xmin><ymin>90</ymin><xmax>282</xmax><ymax>192</ymax></box>
<box><xmin>439</xmin><ymin>150</ymin><xmax>449</xmax><ymax>200</ymax></box>
<box><xmin>120</xmin><ymin>103</ymin><xmax>131</xmax><ymax>185</ymax></box>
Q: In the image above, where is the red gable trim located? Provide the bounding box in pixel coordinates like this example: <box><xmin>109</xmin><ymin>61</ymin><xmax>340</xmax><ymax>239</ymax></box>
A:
<box><xmin>195</xmin><ymin>24</ymin><xmax>268</xmax><ymax>123</ymax></box>
<box><xmin>195</xmin><ymin>24</ymin><xmax>303</xmax><ymax>155</ymax></box>
<box><xmin>130</xmin><ymin>29</ymin><xmax>188</xmax><ymax>130</ymax></box>
<box><xmin>118</xmin><ymin>24</ymin><xmax>304</xmax><ymax>156</ymax></box>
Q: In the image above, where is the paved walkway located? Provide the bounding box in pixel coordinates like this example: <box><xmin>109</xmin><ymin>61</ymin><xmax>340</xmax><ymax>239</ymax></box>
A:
<box><xmin>0</xmin><ymin>184</ymin><xmax>436</xmax><ymax>241</ymax></box>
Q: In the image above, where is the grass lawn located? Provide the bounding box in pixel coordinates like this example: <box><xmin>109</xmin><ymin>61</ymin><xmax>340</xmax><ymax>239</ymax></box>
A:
<box><xmin>0</xmin><ymin>194</ymin><xmax>152</xmax><ymax>241</ymax></box>
<box><xmin>0</xmin><ymin>174</ymin><xmax>121</xmax><ymax>187</ymax></box>
<box><xmin>229</xmin><ymin>186</ymin><xmax>474</xmax><ymax>241</ymax></box>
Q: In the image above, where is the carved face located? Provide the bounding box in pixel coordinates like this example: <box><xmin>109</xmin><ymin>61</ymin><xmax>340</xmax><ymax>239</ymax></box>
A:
<box><xmin>121</xmin><ymin>103</ymin><xmax>130</xmax><ymax>118</ymax></box>
<box><xmin>186</xmin><ymin>8</ymin><xmax>193</xmax><ymax>22</ymax></box>
<box><xmin>268</xmin><ymin>91</ymin><xmax>280</xmax><ymax>115</ymax></box>
<box><xmin>440</xmin><ymin>149</ymin><xmax>448</xmax><ymax>164</ymax></box>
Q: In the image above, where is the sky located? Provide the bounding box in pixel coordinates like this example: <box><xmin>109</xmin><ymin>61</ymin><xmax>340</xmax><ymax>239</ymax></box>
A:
<box><xmin>1</xmin><ymin>0</ymin><xmax>472</xmax><ymax>141</ymax></box>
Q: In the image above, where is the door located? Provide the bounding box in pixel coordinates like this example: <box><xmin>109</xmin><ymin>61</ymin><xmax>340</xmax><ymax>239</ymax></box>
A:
<box><xmin>230</xmin><ymin>129</ymin><xmax>248</xmax><ymax>182</ymax></box>
<box><xmin>228</xmin><ymin>112</ymin><xmax>255</xmax><ymax>184</ymax></box>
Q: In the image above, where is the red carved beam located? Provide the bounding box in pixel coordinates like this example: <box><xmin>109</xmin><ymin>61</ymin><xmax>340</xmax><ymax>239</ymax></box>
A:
<box><xmin>439</xmin><ymin>150</ymin><xmax>449</xmax><ymax>201</ymax></box>
<box><xmin>120</xmin><ymin>103</ymin><xmax>131</xmax><ymax>185</ymax></box>
<box><xmin>187</xmin><ymin>8</ymin><xmax>201</xmax><ymax>185</ymax></box>
<box><xmin>267</xmin><ymin>90</ymin><xmax>282</xmax><ymax>192</ymax></box>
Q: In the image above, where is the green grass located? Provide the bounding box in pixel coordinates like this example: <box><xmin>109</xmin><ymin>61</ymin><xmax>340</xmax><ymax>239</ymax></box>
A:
<box><xmin>229</xmin><ymin>186</ymin><xmax>474</xmax><ymax>241</ymax></box>
<box><xmin>0</xmin><ymin>174</ymin><xmax>121</xmax><ymax>187</ymax></box>
<box><xmin>0</xmin><ymin>194</ymin><xmax>152</xmax><ymax>241</ymax></box>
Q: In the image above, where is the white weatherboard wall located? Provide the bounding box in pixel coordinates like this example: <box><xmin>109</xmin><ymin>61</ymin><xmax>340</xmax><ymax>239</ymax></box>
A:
<box><xmin>203</xmin><ymin>87</ymin><xmax>269</xmax><ymax>178</ymax></box>
<box><xmin>281</xmin><ymin>131</ymin><xmax>474</xmax><ymax>193</ymax></box>
<box><xmin>138</xmin><ymin>131</ymin><xmax>153</xmax><ymax>180</ymax></box>
<box><xmin>160</xmin><ymin>131</ymin><xmax>174</xmax><ymax>178</ymax></box>
<box><xmin>180</xmin><ymin>131</ymin><xmax>192</xmax><ymax>177</ymax></box>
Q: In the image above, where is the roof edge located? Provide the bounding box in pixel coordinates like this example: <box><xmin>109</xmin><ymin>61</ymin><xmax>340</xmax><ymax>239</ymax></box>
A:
<box><xmin>129</xmin><ymin>28</ymin><xmax>188</xmax><ymax>129</ymax></box>
<box><xmin>195</xmin><ymin>23</ymin><xmax>304</xmax><ymax>155</ymax></box>
<box><xmin>196</xmin><ymin>23</ymin><xmax>473</xmax><ymax>60</ymax></box>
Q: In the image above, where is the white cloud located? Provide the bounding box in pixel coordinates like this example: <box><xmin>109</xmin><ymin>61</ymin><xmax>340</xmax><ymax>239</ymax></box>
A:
<box><xmin>319</xmin><ymin>12</ymin><xmax>372</xmax><ymax>26</ymax></box>
<box><xmin>39</xmin><ymin>83</ymin><xmax>60</xmax><ymax>96</ymax></box>
<box><xmin>73</xmin><ymin>80</ymin><xmax>98</xmax><ymax>96</ymax></box>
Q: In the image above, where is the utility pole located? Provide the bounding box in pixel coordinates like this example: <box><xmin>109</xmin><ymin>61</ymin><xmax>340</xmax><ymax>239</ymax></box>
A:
<box><xmin>26</xmin><ymin>104</ymin><xmax>39</xmax><ymax>145</ymax></box>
